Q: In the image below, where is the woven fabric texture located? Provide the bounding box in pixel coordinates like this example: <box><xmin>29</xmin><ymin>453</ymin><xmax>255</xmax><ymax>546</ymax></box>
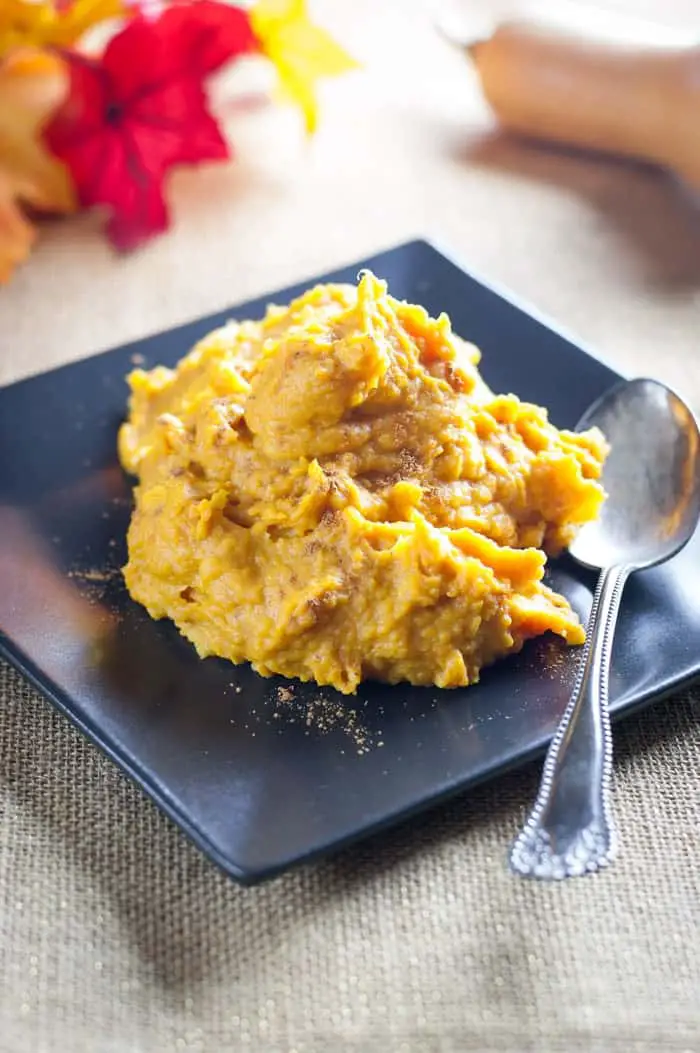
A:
<box><xmin>1</xmin><ymin>667</ymin><xmax>698</xmax><ymax>1052</ymax></box>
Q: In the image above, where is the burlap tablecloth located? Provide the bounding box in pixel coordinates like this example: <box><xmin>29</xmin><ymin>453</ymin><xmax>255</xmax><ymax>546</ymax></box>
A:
<box><xmin>1</xmin><ymin>2</ymin><xmax>699</xmax><ymax>1050</ymax></box>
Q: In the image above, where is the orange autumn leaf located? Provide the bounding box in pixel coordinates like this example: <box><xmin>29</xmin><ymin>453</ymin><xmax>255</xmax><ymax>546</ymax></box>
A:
<box><xmin>0</xmin><ymin>169</ymin><xmax>36</xmax><ymax>283</ymax></box>
<box><xmin>0</xmin><ymin>50</ymin><xmax>76</xmax><ymax>213</ymax></box>
<box><xmin>0</xmin><ymin>49</ymin><xmax>76</xmax><ymax>282</ymax></box>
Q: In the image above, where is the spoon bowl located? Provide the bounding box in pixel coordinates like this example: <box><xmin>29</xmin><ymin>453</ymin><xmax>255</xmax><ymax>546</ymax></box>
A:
<box><xmin>571</xmin><ymin>378</ymin><xmax>700</xmax><ymax>571</ymax></box>
<box><xmin>510</xmin><ymin>377</ymin><xmax>700</xmax><ymax>880</ymax></box>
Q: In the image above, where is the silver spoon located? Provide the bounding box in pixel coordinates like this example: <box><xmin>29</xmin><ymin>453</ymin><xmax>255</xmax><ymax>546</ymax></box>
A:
<box><xmin>510</xmin><ymin>377</ymin><xmax>700</xmax><ymax>880</ymax></box>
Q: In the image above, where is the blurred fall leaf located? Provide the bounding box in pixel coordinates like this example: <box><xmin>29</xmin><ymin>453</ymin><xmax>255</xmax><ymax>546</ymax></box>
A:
<box><xmin>0</xmin><ymin>0</ymin><xmax>125</xmax><ymax>58</ymax></box>
<box><xmin>0</xmin><ymin>170</ymin><xmax>35</xmax><ymax>283</ymax></box>
<box><xmin>0</xmin><ymin>49</ymin><xmax>76</xmax><ymax>283</ymax></box>
<box><xmin>251</xmin><ymin>0</ymin><xmax>358</xmax><ymax>134</ymax></box>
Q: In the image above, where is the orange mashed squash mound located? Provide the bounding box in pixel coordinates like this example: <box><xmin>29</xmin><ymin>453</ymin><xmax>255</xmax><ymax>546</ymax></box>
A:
<box><xmin>118</xmin><ymin>271</ymin><xmax>608</xmax><ymax>694</ymax></box>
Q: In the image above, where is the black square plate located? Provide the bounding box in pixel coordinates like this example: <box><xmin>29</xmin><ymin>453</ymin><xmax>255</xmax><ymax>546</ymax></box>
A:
<box><xmin>2</xmin><ymin>240</ymin><xmax>699</xmax><ymax>884</ymax></box>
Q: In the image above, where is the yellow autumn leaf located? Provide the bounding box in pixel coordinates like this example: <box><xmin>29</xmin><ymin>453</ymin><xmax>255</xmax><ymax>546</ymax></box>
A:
<box><xmin>0</xmin><ymin>169</ymin><xmax>36</xmax><ymax>284</ymax></box>
<box><xmin>0</xmin><ymin>0</ymin><xmax>125</xmax><ymax>58</ymax></box>
<box><xmin>0</xmin><ymin>49</ymin><xmax>76</xmax><ymax>214</ymax></box>
<box><xmin>250</xmin><ymin>0</ymin><xmax>358</xmax><ymax>134</ymax></box>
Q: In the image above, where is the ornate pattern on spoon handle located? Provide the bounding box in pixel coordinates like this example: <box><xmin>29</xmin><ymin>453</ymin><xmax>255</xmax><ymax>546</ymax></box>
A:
<box><xmin>509</xmin><ymin>563</ymin><xmax>630</xmax><ymax>880</ymax></box>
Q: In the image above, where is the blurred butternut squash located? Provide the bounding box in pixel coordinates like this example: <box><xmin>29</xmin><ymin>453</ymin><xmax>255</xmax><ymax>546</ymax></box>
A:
<box><xmin>467</xmin><ymin>9</ymin><xmax>700</xmax><ymax>188</ymax></box>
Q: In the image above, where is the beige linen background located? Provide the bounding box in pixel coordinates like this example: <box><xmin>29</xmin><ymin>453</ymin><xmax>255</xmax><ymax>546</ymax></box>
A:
<box><xmin>1</xmin><ymin>2</ymin><xmax>699</xmax><ymax>1051</ymax></box>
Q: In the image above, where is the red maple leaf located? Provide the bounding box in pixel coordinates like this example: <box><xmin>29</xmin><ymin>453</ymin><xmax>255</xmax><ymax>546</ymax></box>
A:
<box><xmin>44</xmin><ymin>1</ymin><xmax>256</xmax><ymax>251</ymax></box>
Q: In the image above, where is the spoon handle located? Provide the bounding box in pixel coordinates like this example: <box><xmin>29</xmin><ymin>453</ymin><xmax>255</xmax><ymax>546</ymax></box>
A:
<box><xmin>509</xmin><ymin>562</ymin><xmax>630</xmax><ymax>879</ymax></box>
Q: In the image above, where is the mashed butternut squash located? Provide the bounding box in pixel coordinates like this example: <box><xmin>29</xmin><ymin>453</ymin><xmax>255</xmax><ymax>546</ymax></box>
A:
<box><xmin>118</xmin><ymin>272</ymin><xmax>607</xmax><ymax>694</ymax></box>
